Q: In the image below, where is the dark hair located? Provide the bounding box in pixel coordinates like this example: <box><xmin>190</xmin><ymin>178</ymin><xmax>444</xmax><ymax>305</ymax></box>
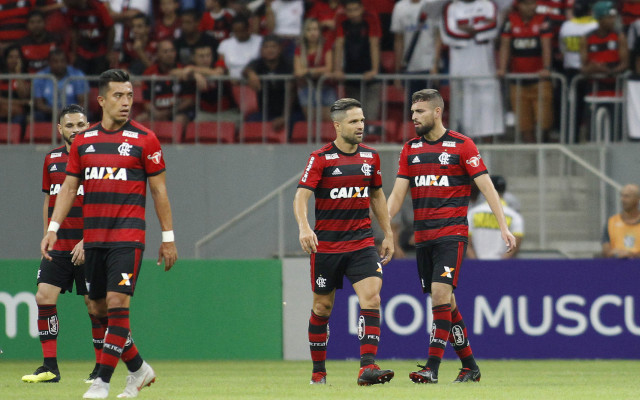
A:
<box><xmin>180</xmin><ymin>8</ymin><xmax>200</xmax><ymax>20</ymax></box>
<box><xmin>48</xmin><ymin>48</ymin><xmax>67</xmax><ymax>60</ymax></box>
<box><xmin>58</xmin><ymin>104</ymin><xmax>86</xmax><ymax>122</ymax></box>
<box><xmin>262</xmin><ymin>34</ymin><xmax>281</xmax><ymax>46</ymax></box>
<box><xmin>27</xmin><ymin>10</ymin><xmax>46</xmax><ymax>21</ymax></box>
<box><xmin>98</xmin><ymin>69</ymin><xmax>130</xmax><ymax>96</ymax></box>
<box><xmin>1</xmin><ymin>44</ymin><xmax>25</xmax><ymax>73</ymax></box>
<box><xmin>132</xmin><ymin>12</ymin><xmax>151</xmax><ymax>26</ymax></box>
<box><xmin>330</xmin><ymin>98</ymin><xmax>362</xmax><ymax>121</ymax></box>
<box><xmin>343</xmin><ymin>0</ymin><xmax>362</xmax><ymax>6</ymax></box>
<box><xmin>231</xmin><ymin>15</ymin><xmax>250</xmax><ymax>29</ymax></box>
<box><xmin>491</xmin><ymin>175</ymin><xmax>507</xmax><ymax>195</ymax></box>
<box><xmin>411</xmin><ymin>89</ymin><xmax>445</xmax><ymax>111</ymax></box>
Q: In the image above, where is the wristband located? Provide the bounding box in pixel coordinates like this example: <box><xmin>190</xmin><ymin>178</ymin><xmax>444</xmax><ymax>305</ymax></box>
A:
<box><xmin>47</xmin><ymin>221</ymin><xmax>60</xmax><ymax>233</ymax></box>
<box><xmin>162</xmin><ymin>230</ymin><xmax>175</xmax><ymax>242</ymax></box>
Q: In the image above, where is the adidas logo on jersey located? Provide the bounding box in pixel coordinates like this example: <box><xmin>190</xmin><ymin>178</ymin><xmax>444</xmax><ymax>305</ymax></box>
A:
<box><xmin>85</xmin><ymin>145</ymin><xmax>95</xmax><ymax>153</ymax></box>
<box><xmin>412</xmin><ymin>156</ymin><xmax>420</xmax><ymax>163</ymax></box>
<box><xmin>50</xmin><ymin>164</ymin><xmax>57</xmax><ymax>172</ymax></box>
<box><xmin>332</xmin><ymin>168</ymin><xmax>342</xmax><ymax>175</ymax></box>
<box><xmin>330</xmin><ymin>186</ymin><xmax>369</xmax><ymax>199</ymax></box>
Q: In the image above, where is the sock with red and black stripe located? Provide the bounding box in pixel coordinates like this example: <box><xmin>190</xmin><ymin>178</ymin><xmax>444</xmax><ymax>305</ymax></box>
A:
<box><xmin>449</xmin><ymin>307</ymin><xmax>478</xmax><ymax>370</ymax></box>
<box><xmin>121</xmin><ymin>332</ymin><xmax>143</xmax><ymax>372</ymax></box>
<box><xmin>309</xmin><ymin>311</ymin><xmax>329</xmax><ymax>373</ymax></box>
<box><xmin>38</xmin><ymin>304</ymin><xmax>59</xmax><ymax>371</ymax></box>
<box><xmin>426</xmin><ymin>303</ymin><xmax>452</xmax><ymax>376</ymax></box>
<box><xmin>97</xmin><ymin>308</ymin><xmax>131</xmax><ymax>383</ymax></box>
<box><xmin>359</xmin><ymin>309</ymin><xmax>380</xmax><ymax>367</ymax></box>
<box><xmin>89</xmin><ymin>314</ymin><xmax>107</xmax><ymax>369</ymax></box>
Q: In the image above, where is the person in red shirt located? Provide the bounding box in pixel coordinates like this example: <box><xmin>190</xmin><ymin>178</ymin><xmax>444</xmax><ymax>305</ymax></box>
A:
<box><xmin>199</xmin><ymin>0</ymin><xmax>235</xmax><ymax>42</ymax></box>
<box><xmin>121</xmin><ymin>13</ymin><xmax>158</xmax><ymax>75</ymax></box>
<box><xmin>18</xmin><ymin>10</ymin><xmax>61</xmax><ymax>73</ymax></box>
<box><xmin>498</xmin><ymin>0</ymin><xmax>553</xmax><ymax>143</ymax></box>
<box><xmin>65</xmin><ymin>0</ymin><xmax>115</xmax><ymax>76</ymax></box>
<box><xmin>294</xmin><ymin>97</ymin><xmax>394</xmax><ymax>386</ymax></box>
<box><xmin>0</xmin><ymin>0</ymin><xmax>35</xmax><ymax>51</ymax></box>
<box><xmin>621</xmin><ymin>0</ymin><xmax>640</xmax><ymax>29</ymax></box>
<box><xmin>387</xmin><ymin>89</ymin><xmax>516</xmax><ymax>384</ymax></box>
<box><xmin>305</xmin><ymin>0</ymin><xmax>343</xmax><ymax>46</ymax></box>
<box><xmin>154</xmin><ymin>0</ymin><xmax>181</xmax><ymax>42</ymax></box>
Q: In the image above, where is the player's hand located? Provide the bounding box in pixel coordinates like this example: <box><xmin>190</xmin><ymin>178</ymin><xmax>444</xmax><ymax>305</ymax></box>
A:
<box><xmin>71</xmin><ymin>239</ymin><xmax>85</xmax><ymax>265</ymax></box>
<box><xmin>502</xmin><ymin>229</ymin><xmax>517</xmax><ymax>253</ymax></box>
<box><xmin>158</xmin><ymin>241</ymin><xmax>178</xmax><ymax>271</ymax></box>
<box><xmin>379</xmin><ymin>237</ymin><xmax>394</xmax><ymax>266</ymax></box>
<box><xmin>299</xmin><ymin>227</ymin><xmax>318</xmax><ymax>254</ymax></box>
<box><xmin>40</xmin><ymin>231</ymin><xmax>57</xmax><ymax>261</ymax></box>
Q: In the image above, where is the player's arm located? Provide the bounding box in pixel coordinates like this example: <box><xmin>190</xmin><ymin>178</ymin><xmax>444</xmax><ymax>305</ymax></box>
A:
<box><xmin>41</xmin><ymin>175</ymin><xmax>81</xmax><ymax>260</ymax></box>
<box><xmin>502</xmin><ymin>235</ymin><xmax>522</xmax><ymax>259</ymax></box>
<box><xmin>466</xmin><ymin>235</ymin><xmax>478</xmax><ymax>259</ymax></box>
<box><xmin>370</xmin><ymin>187</ymin><xmax>394</xmax><ymax>265</ymax></box>
<box><xmin>293</xmin><ymin>187</ymin><xmax>318</xmax><ymax>254</ymax></box>
<box><xmin>43</xmin><ymin>194</ymin><xmax>50</xmax><ymax>236</ymax></box>
<box><xmin>149</xmin><ymin>171</ymin><xmax>178</xmax><ymax>271</ymax></box>
<box><xmin>473</xmin><ymin>173</ymin><xmax>517</xmax><ymax>252</ymax></box>
<box><xmin>387</xmin><ymin>177</ymin><xmax>410</xmax><ymax>219</ymax></box>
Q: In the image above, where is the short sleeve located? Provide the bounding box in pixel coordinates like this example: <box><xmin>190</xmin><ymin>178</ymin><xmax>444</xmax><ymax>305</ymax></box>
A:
<box><xmin>372</xmin><ymin>153</ymin><xmax>382</xmax><ymax>188</ymax></box>
<box><xmin>297</xmin><ymin>153</ymin><xmax>324</xmax><ymax>191</ymax></box>
<box><xmin>142</xmin><ymin>133</ymin><xmax>166</xmax><ymax>176</ymax></box>
<box><xmin>65</xmin><ymin>140</ymin><xmax>82</xmax><ymax>178</ymax></box>
<box><xmin>42</xmin><ymin>156</ymin><xmax>50</xmax><ymax>193</ymax></box>
<box><xmin>501</xmin><ymin>16</ymin><xmax>512</xmax><ymax>37</ymax></box>
<box><xmin>396</xmin><ymin>144</ymin><xmax>410</xmax><ymax>178</ymax></box>
<box><xmin>460</xmin><ymin>140</ymin><xmax>487</xmax><ymax>178</ymax></box>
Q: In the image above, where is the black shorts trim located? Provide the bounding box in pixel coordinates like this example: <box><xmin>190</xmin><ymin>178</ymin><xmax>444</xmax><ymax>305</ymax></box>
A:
<box><xmin>310</xmin><ymin>246</ymin><xmax>383</xmax><ymax>294</ymax></box>
<box><xmin>37</xmin><ymin>256</ymin><xmax>88</xmax><ymax>295</ymax></box>
<box><xmin>84</xmin><ymin>247</ymin><xmax>144</xmax><ymax>300</ymax></box>
<box><xmin>416</xmin><ymin>240</ymin><xmax>466</xmax><ymax>293</ymax></box>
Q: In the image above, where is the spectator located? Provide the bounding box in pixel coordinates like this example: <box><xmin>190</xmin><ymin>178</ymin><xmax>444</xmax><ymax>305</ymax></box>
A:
<box><xmin>18</xmin><ymin>10</ymin><xmax>61</xmax><ymax>73</ymax></box>
<box><xmin>362</xmin><ymin>0</ymin><xmax>396</xmax><ymax>51</ymax></box>
<box><xmin>536</xmin><ymin>0</ymin><xmax>574</xmax><ymax>70</ymax></box>
<box><xmin>154</xmin><ymin>0</ymin><xmax>182</xmax><ymax>42</ymax></box>
<box><xmin>497</xmin><ymin>0</ymin><xmax>553</xmax><ymax>143</ymax></box>
<box><xmin>0</xmin><ymin>0</ymin><xmax>34</xmax><ymax>51</ymax></box>
<box><xmin>602</xmin><ymin>183</ymin><xmax>640</xmax><ymax>258</ymax></box>
<box><xmin>390</xmin><ymin>0</ymin><xmax>445</xmax><ymax>95</ymax></box>
<box><xmin>175</xmin><ymin>9</ymin><xmax>219</xmax><ymax>66</ymax></box>
<box><xmin>35</xmin><ymin>0</ymin><xmax>66</xmax><ymax>34</ymax></box>
<box><xmin>137</xmin><ymin>40</ymin><xmax>195</xmax><ymax>130</ymax></box>
<box><xmin>122</xmin><ymin>13</ymin><xmax>158</xmax><ymax>75</ymax></box>
<box><xmin>264</xmin><ymin>0</ymin><xmax>304</xmax><ymax>58</ymax></box>
<box><xmin>440</xmin><ymin>0</ymin><xmax>505</xmax><ymax>139</ymax></box>
<box><xmin>333</xmin><ymin>0</ymin><xmax>382</xmax><ymax>120</ymax></box>
<box><xmin>621</xmin><ymin>0</ymin><xmax>640</xmax><ymax>30</ymax></box>
<box><xmin>243</xmin><ymin>35</ymin><xmax>299</xmax><ymax>131</ymax></box>
<box><xmin>629</xmin><ymin>15</ymin><xmax>640</xmax><ymax>75</ymax></box>
<box><xmin>293</xmin><ymin>18</ymin><xmax>336</xmax><ymax>121</ymax></box>
<box><xmin>104</xmin><ymin>0</ymin><xmax>151</xmax><ymax>52</ymax></box>
<box><xmin>33</xmin><ymin>49</ymin><xmax>88</xmax><ymax>121</ymax></box>
<box><xmin>199</xmin><ymin>0</ymin><xmax>235</xmax><ymax>42</ymax></box>
<box><xmin>305</xmin><ymin>0</ymin><xmax>343</xmax><ymax>46</ymax></box>
<box><xmin>217</xmin><ymin>15</ymin><xmax>263</xmax><ymax>79</ymax></box>
<box><xmin>177</xmin><ymin>44</ymin><xmax>239</xmax><ymax>122</ymax></box>
<box><xmin>0</xmin><ymin>45</ymin><xmax>31</xmax><ymax>124</ymax></box>
<box><xmin>467</xmin><ymin>175</ymin><xmax>524</xmax><ymax>259</ymax></box>
<box><xmin>65</xmin><ymin>0</ymin><xmax>115</xmax><ymax>76</ymax></box>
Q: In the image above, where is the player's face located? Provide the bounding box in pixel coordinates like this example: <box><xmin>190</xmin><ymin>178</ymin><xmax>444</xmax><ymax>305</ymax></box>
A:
<box><xmin>411</xmin><ymin>100</ymin><xmax>437</xmax><ymax>136</ymax></box>
<box><xmin>336</xmin><ymin>107</ymin><xmax>365</xmax><ymax>145</ymax></box>
<box><xmin>99</xmin><ymin>81</ymin><xmax>134</xmax><ymax>125</ymax></box>
<box><xmin>58</xmin><ymin>112</ymin><xmax>88</xmax><ymax>145</ymax></box>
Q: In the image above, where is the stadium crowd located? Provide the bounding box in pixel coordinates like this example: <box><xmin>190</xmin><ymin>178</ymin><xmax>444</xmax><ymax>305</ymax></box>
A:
<box><xmin>0</xmin><ymin>0</ymin><xmax>638</xmax><ymax>143</ymax></box>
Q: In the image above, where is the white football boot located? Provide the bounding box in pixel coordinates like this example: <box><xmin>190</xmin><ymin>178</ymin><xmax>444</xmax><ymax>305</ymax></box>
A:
<box><xmin>117</xmin><ymin>361</ymin><xmax>156</xmax><ymax>398</ymax></box>
<box><xmin>83</xmin><ymin>377</ymin><xmax>109</xmax><ymax>399</ymax></box>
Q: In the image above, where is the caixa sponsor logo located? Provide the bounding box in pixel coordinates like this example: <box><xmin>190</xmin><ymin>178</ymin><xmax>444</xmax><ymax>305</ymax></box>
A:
<box><xmin>85</xmin><ymin>167</ymin><xmax>127</xmax><ymax>180</ymax></box>
<box><xmin>0</xmin><ymin>292</ymin><xmax>38</xmax><ymax>338</ymax></box>
<box><xmin>330</xmin><ymin>186</ymin><xmax>369</xmax><ymax>199</ymax></box>
<box><xmin>49</xmin><ymin>183</ymin><xmax>84</xmax><ymax>196</ymax></box>
<box><xmin>345</xmin><ymin>294</ymin><xmax>640</xmax><ymax>337</ymax></box>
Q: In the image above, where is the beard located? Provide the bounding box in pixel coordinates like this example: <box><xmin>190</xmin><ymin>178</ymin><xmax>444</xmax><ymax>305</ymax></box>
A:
<box><xmin>415</xmin><ymin>121</ymin><xmax>434</xmax><ymax>137</ymax></box>
<box><xmin>63</xmin><ymin>134</ymin><xmax>74</xmax><ymax>146</ymax></box>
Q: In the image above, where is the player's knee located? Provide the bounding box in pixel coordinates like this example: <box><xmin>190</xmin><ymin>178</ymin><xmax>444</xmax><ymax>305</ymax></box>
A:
<box><xmin>362</xmin><ymin>293</ymin><xmax>380</xmax><ymax>309</ymax></box>
<box><xmin>313</xmin><ymin>302</ymin><xmax>333</xmax><ymax>317</ymax></box>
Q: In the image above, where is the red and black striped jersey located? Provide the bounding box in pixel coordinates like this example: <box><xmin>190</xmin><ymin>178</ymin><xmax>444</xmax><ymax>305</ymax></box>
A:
<box><xmin>142</xmin><ymin>63</ymin><xmax>194</xmax><ymax>111</ymax></box>
<box><xmin>18</xmin><ymin>36</ymin><xmax>58</xmax><ymax>73</ymax></box>
<box><xmin>298</xmin><ymin>142</ymin><xmax>383</xmax><ymax>253</ymax></box>
<box><xmin>0</xmin><ymin>0</ymin><xmax>35</xmax><ymax>43</ymax></box>
<box><xmin>586</xmin><ymin>29</ymin><xmax>621</xmax><ymax>95</ymax></box>
<box><xmin>65</xmin><ymin>0</ymin><xmax>114</xmax><ymax>59</ymax></box>
<box><xmin>501</xmin><ymin>12</ymin><xmax>552</xmax><ymax>73</ymax></box>
<box><xmin>42</xmin><ymin>146</ymin><xmax>83</xmax><ymax>255</ymax></box>
<box><xmin>622</xmin><ymin>1</ymin><xmax>640</xmax><ymax>27</ymax></box>
<box><xmin>65</xmin><ymin>120</ymin><xmax>166</xmax><ymax>249</ymax></box>
<box><xmin>536</xmin><ymin>0</ymin><xmax>573</xmax><ymax>27</ymax></box>
<box><xmin>397</xmin><ymin>131</ymin><xmax>488</xmax><ymax>245</ymax></box>
<box><xmin>199</xmin><ymin>8</ymin><xmax>235</xmax><ymax>42</ymax></box>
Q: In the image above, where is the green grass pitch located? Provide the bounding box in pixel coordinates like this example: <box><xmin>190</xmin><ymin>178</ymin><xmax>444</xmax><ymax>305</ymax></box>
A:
<box><xmin>2</xmin><ymin>359</ymin><xmax>639</xmax><ymax>399</ymax></box>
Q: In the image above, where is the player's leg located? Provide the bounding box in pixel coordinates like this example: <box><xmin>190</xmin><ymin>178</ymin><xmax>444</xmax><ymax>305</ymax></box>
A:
<box><xmin>346</xmin><ymin>247</ymin><xmax>393</xmax><ymax>386</ymax></box>
<box><xmin>308</xmin><ymin>252</ymin><xmax>341</xmax><ymax>384</ymax></box>
<box><xmin>85</xmin><ymin>295</ymin><xmax>107</xmax><ymax>383</ymax></box>
<box><xmin>449</xmin><ymin>293</ymin><xmax>481</xmax><ymax>383</ymax></box>
<box><xmin>22</xmin><ymin>282</ymin><xmax>61</xmax><ymax>383</ymax></box>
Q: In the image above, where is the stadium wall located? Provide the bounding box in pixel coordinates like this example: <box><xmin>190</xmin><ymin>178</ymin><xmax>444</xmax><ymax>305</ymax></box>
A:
<box><xmin>0</xmin><ymin>259</ymin><xmax>282</xmax><ymax>360</ymax></box>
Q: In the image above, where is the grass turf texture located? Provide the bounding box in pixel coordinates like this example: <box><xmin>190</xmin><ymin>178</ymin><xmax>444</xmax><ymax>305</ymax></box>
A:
<box><xmin>2</xmin><ymin>360</ymin><xmax>639</xmax><ymax>399</ymax></box>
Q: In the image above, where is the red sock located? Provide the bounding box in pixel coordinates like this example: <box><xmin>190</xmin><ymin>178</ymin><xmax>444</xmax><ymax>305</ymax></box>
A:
<box><xmin>309</xmin><ymin>311</ymin><xmax>329</xmax><ymax>373</ymax></box>
<box><xmin>98</xmin><ymin>308</ymin><xmax>130</xmax><ymax>382</ymax></box>
<box><xmin>359</xmin><ymin>309</ymin><xmax>380</xmax><ymax>367</ymax></box>
<box><xmin>426</xmin><ymin>303</ymin><xmax>451</xmax><ymax>374</ymax></box>
<box><xmin>38</xmin><ymin>305</ymin><xmax>58</xmax><ymax>360</ymax></box>
<box><xmin>89</xmin><ymin>314</ymin><xmax>106</xmax><ymax>364</ymax></box>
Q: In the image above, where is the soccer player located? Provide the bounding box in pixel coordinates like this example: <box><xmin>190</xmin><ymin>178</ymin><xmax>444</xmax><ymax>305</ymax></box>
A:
<box><xmin>41</xmin><ymin>69</ymin><xmax>178</xmax><ymax>399</ymax></box>
<box><xmin>387</xmin><ymin>89</ymin><xmax>516</xmax><ymax>384</ymax></box>
<box><xmin>22</xmin><ymin>104</ymin><xmax>105</xmax><ymax>384</ymax></box>
<box><xmin>293</xmin><ymin>98</ymin><xmax>395</xmax><ymax>386</ymax></box>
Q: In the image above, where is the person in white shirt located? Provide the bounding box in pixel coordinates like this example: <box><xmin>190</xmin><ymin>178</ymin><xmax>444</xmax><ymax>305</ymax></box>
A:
<box><xmin>217</xmin><ymin>15</ymin><xmax>263</xmax><ymax>79</ymax></box>
<box><xmin>467</xmin><ymin>175</ymin><xmax>524</xmax><ymax>259</ymax></box>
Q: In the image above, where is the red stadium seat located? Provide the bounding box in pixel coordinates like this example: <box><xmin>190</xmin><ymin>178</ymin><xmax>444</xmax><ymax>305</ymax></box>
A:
<box><xmin>0</xmin><ymin>123</ymin><xmax>22</xmax><ymax>144</ymax></box>
<box><xmin>139</xmin><ymin>121</ymin><xmax>183</xmax><ymax>143</ymax></box>
<box><xmin>291</xmin><ymin>121</ymin><xmax>314</xmax><ymax>143</ymax></box>
<box><xmin>395</xmin><ymin>121</ymin><xmax>417</xmax><ymax>143</ymax></box>
<box><xmin>239</xmin><ymin>122</ymin><xmax>286</xmax><ymax>143</ymax></box>
<box><xmin>184</xmin><ymin>121</ymin><xmax>236</xmax><ymax>143</ymax></box>
<box><xmin>24</xmin><ymin>122</ymin><xmax>57</xmax><ymax>143</ymax></box>
<box><xmin>231</xmin><ymin>84</ymin><xmax>259</xmax><ymax>117</ymax></box>
<box><xmin>365</xmin><ymin>120</ymin><xmax>397</xmax><ymax>143</ymax></box>
<box><xmin>380</xmin><ymin>51</ymin><xmax>395</xmax><ymax>73</ymax></box>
